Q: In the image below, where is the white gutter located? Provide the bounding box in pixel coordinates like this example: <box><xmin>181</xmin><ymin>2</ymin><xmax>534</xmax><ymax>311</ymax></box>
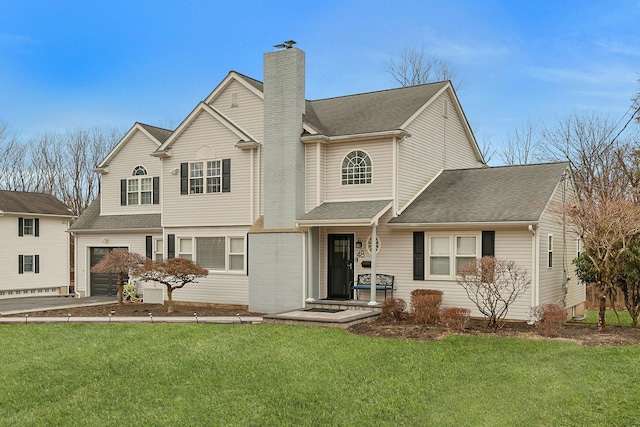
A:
<box><xmin>388</xmin><ymin>221</ymin><xmax>538</xmax><ymax>229</ymax></box>
<box><xmin>301</xmin><ymin>129</ymin><xmax>411</xmax><ymax>144</ymax></box>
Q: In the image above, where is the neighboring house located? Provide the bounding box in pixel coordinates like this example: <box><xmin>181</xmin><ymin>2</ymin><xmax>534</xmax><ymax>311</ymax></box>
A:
<box><xmin>70</xmin><ymin>44</ymin><xmax>585</xmax><ymax>320</ymax></box>
<box><xmin>0</xmin><ymin>190</ymin><xmax>74</xmax><ymax>298</ymax></box>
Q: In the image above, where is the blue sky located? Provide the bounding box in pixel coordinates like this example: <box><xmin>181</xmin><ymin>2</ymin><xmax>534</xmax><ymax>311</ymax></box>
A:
<box><xmin>1</xmin><ymin>0</ymin><xmax>638</xmax><ymax>162</ymax></box>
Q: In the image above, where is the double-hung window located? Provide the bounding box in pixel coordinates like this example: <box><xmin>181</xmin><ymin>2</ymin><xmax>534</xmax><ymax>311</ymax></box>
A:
<box><xmin>428</xmin><ymin>235</ymin><xmax>478</xmax><ymax>277</ymax></box>
<box><xmin>122</xmin><ymin>166</ymin><xmax>157</xmax><ymax>206</ymax></box>
<box><xmin>23</xmin><ymin>218</ymin><xmax>34</xmax><ymax>235</ymax></box>
<box><xmin>178</xmin><ymin>238</ymin><xmax>193</xmax><ymax>261</ymax></box>
<box><xmin>195</xmin><ymin>236</ymin><xmax>245</xmax><ymax>272</ymax></box>
<box><xmin>189</xmin><ymin>161</ymin><xmax>222</xmax><ymax>194</ymax></box>
<box><xmin>206</xmin><ymin>160</ymin><xmax>221</xmax><ymax>193</ymax></box>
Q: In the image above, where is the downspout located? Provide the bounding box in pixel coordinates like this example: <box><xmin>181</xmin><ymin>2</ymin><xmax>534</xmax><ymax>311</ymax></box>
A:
<box><xmin>368</xmin><ymin>223</ymin><xmax>378</xmax><ymax>306</ymax></box>
<box><xmin>392</xmin><ymin>135</ymin><xmax>398</xmax><ymax>216</ymax></box>
<box><xmin>529</xmin><ymin>224</ymin><xmax>538</xmax><ymax>322</ymax></box>
<box><xmin>302</xmin><ymin>229</ymin><xmax>307</xmax><ymax>307</ymax></box>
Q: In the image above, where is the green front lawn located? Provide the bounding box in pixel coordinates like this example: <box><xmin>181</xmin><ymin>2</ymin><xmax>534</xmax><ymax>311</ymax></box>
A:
<box><xmin>582</xmin><ymin>309</ymin><xmax>634</xmax><ymax>327</ymax></box>
<box><xmin>1</xmin><ymin>324</ymin><xmax>639</xmax><ymax>426</ymax></box>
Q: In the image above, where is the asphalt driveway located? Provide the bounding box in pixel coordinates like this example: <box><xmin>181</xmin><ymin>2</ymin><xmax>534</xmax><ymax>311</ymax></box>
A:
<box><xmin>0</xmin><ymin>295</ymin><xmax>116</xmax><ymax>316</ymax></box>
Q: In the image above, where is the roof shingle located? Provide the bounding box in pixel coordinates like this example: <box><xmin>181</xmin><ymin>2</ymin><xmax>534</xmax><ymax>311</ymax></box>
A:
<box><xmin>0</xmin><ymin>190</ymin><xmax>72</xmax><ymax>216</ymax></box>
<box><xmin>390</xmin><ymin>162</ymin><xmax>570</xmax><ymax>225</ymax></box>
<box><xmin>69</xmin><ymin>197</ymin><xmax>161</xmax><ymax>231</ymax></box>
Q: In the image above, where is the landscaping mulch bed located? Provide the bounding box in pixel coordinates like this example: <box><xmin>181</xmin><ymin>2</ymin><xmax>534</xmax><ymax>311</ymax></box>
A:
<box><xmin>6</xmin><ymin>302</ymin><xmax>261</xmax><ymax>318</ymax></box>
<box><xmin>348</xmin><ymin>317</ymin><xmax>640</xmax><ymax>346</ymax></box>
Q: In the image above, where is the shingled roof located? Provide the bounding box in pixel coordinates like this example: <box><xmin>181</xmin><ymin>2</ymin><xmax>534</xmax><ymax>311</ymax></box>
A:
<box><xmin>0</xmin><ymin>190</ymin><xmax>72</xmax><ymax>216</ymax></box>
<box><xmin>389</xmin><ymin>162</ymin><xmax>570</xmax><ymax>225</ymax></box>
<box><xmin>69</xmin><ymin>197</ymin><xmax>161</xmax><ymax>232</ymax></box>
<box><xmin>138</xmin><ymin>123</ymin><xmax>172</xmax><ymax>143</ymax></box>
<box><xmin>304</xmin><ymin>82</ymin><xmax>448</xmax><ymax>136</ymax></box>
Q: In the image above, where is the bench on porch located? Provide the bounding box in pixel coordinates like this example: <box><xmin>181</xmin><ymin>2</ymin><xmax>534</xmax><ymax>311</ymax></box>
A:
<box><xmin>351</xmin><ymin>274</ymin><xmax>395</xmax><ymax>300</ymax></box>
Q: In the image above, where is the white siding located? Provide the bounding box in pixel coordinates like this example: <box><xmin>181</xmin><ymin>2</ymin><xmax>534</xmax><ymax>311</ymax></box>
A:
<box><xmin>163</xmin><ymin>226</ymin><xmax>249</xmax><ymax>306</ymax></box>
<box><xmin>208</xmin><ymin>79</ymin><xmax>264</xmax><ymax>144</ymax></box>
<box><xmin>399</xmin><ymin>91</ymin><xmax>483</xmax><ymax>209</ymax></box>
<box><xmin>305</xmin><ymin>143</ymin><xmax>318</xmax><ymax>212</ymax></box>
<box><xmin>161</xmin><ymin>111</ymin><xmax>254</xmax><ymax>227</ymax></box>
<box><xmin>0</xmin><ymin>215</ymin><xmax>71</xmax><ymax>297</ymax></box>
<box><xmin>323</xmin><ymin>140</ymin><xmax>393</xmax><ymax>202</ymax></box>
<box><xmin>537</xmin><ymin>178</ymin><xmax>584</xmax><ymax>311</ymax></box>
<box><xmin>101</xmin><ymin>130</ymin><xmax>162</xmax><ymax>216</ymax></box>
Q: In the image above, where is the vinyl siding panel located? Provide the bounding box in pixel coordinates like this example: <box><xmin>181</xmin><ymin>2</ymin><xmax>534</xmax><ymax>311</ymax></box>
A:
<box><xmin>537</xmin><ymin>179</ymin><xmax>583</xmax><ymax>310</ymax></box>
<box><xmin>399</xmin><ymin>91</ymin><xmax>483</xmax><ymax>209</ymax></box>
<box><xmin>323</xmin><ymin>140</ymin><xmax>393</xmax><ymax>202</ymax></box>
<box><xmin>208</xmin><ymin>79</ymin><xmax>264</xmax><ymax>143</ymax></box>
<box><xmin>101</xmin><ymin>130</ymin><xmax>162</xmax><ymax>216</ymax></box>
<box><xmin>164</xmin><ymin>226</ymin><xmax>249</xmax><ymax>306</ymax></box>
<box><xmin>162</xmin><ymin>111</ymin><xmax>254</xmax><ymax>227</ymax></box>
<box><xmin>0</xmin><ymin>216</ymin><xmax>70</xmax><ymax>296</ymax></box>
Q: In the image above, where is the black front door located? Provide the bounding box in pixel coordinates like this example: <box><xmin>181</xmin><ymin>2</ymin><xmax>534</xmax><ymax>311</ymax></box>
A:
<box><xmin>327</xmin><ymin>234</ymin><xmax>354</xmax><ymax>299</ymax></box>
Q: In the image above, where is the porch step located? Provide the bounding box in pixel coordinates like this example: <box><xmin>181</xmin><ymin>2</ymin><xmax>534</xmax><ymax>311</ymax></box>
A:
<box><xmin>307</xmin><ymin>300</ymin><xmax>383</xmax><ymax>312</ymax></box>
<box><xmin>263</xmin><ymin>304</ymin><xmax>380</xmax><ymax>329</ymax></box>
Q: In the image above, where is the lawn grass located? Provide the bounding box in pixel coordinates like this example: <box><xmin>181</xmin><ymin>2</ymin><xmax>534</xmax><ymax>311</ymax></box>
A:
<box><xmin>1</xmin><ymin>324</ymin><xmax>639</xmax><ymax>426</ymax></box>
<box><xmin>582</xmin><ymin>309</ymin><xmax>634</xmax><ymax>326</ymax></box>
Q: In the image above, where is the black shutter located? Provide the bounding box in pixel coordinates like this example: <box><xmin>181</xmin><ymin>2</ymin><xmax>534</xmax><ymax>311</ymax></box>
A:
<box><xmin>167</xmin><ymin>234</ymin><xmax>175</xmax><ymax>259</ymax></box>
<box><xmin>34</xmin><ymin>255</ymin><xmax>39</xmax><ymax>274</ymax></box>
<box><xmin>482</xmin><ymin>231</ymin><xmax>495</xmax><ymax>257</ymax></box>
<box><xmin>18</xmin><ymin>255</ymin><xmax>23</xmax><ymax>274</ymax></box>
<box><xmin>180</xmin><ymin>163</ymin><xmax>188</xmax><ymax>195</ymax></box>
<box><xmin>246</xmin><ymin>234</ymin><xmax>249</xmax><ymax>277</ymax></box>
<box><xmin>34</xmin><ymin>218</ymin><xmax>39</xmax><ymax>237</ymax></box>
<box><xmin>153</xmin><ymin>177</ymin><xmax>160</xmax><ymax>204</ymax></box>
<box><xmin>413</xmin><ymin>231</ymin><xmax>425</xmax><ymax>280</ymax></box>
<box><xmin>121</xmin><ymin>179</ymin><xmax>127</xmax><ymax>205</ymax></box>
<box><xmin>222</xmin><ymin>159</ymin><xmax>231</xmax><ymax>192</ymax></box>
<box><xmin>18</xmin><ymin>218</ymin><xmax>23</xmax><ymax>236</ymax></box>
<box><xmin>146</xmin><ymin>236</ymin><xmax>153</xmax><ymax>259</ymax></box>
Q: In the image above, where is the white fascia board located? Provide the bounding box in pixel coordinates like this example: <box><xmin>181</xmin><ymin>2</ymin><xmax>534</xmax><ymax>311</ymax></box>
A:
<box><xmin>387</xmin><ymin>221</ymin><xmax>538</xmax><ymax>229</ymax></box>
<box><xmin>296</xmin><ymin>218</ymin><xmax>376</xmax><ymax>227</ymax></box>
<box><xmin>5</xmin><ymin>211</ymin><xmax>76</xmax><ymax>219</ymax></box>
<box><xmin>98</xmin><ymin>123</ymin><xmax>162</xmax><ymax>169</ymax></box>
<box><xmin>204</xmin><ymin>71</ymin><xmax>264</xmax><ymax>105</ymax></box>
<box><xmin>301</xmin><ymin>130</ymin><xmax>410</xmax><ymax>144</ymax></box>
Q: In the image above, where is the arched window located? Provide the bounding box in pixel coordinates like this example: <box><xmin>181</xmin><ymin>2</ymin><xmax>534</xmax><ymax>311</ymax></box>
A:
<box><xmin>341</xmin><ymin>150</ymin><xmax>371</xmax><ymax>185</ymax></box>
<box><xmin>132</xmin><ymin>165</ymin><xmax>147</xmax><ymax>176</ymax></box>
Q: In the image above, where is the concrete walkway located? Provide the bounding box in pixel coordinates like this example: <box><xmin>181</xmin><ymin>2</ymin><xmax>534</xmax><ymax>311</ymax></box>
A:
<box><xmin>0</xmin><ymin>296</ymin><xmax>262</xmax><ymax>324</ymax></box>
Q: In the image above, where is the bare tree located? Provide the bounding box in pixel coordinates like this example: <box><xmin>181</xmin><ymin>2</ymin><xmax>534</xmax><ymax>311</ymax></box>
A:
<box><xmin>457</xmin><ymin>257</ymin><xmax>531</xmax><ymax>331</ymax></box>
<box><xmin>385</xmin><ymin>47</ymin><xmax>462</xmax><ymax>89</ymax></box>
<box><xmin>500</xmin><ymin>119</ymin><xmax>545</xmax><ymax>165</ymax></box>
<box><xmin>135</xmin><ymin>258</ymin><xmax>209</xmax><ymax>313</ymax></box>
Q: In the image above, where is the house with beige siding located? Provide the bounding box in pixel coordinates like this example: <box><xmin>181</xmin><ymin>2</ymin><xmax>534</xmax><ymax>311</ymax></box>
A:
<box><xmin>0</xmin><ymin>190</ymin><xmax>74</xmax><ymax>298</ymax></box>
<box><xmin>70</xmin><ymin>44</ymin><xmax>585</xmax><ymax>320</ymax></box>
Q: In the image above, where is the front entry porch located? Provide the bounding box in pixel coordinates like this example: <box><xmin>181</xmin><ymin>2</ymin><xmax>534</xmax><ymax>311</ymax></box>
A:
<box><xmin>262</xmin><ymin>299</ymin><xmax>381</xmax><ymax>329</ymax></box>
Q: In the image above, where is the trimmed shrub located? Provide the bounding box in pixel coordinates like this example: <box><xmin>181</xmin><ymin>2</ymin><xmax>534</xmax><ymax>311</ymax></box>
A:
<box><xmin>381</xmin><ymin>297</ymin><xmax>407</xmax><ymax>321</ymax></box>
<box><xmin>411</xmin><ymin>289</ymin><xmax>443</xmax><ymax>324</ymax></box>
<box><xmin>532</xmin><ymin>304</ymin><xmax>566</xmax><ymax>337</ymax></box>
<box><xmin>439</xmin><ymin>307</ymin><xmax>471</xmax><ymax>332</ymax></box>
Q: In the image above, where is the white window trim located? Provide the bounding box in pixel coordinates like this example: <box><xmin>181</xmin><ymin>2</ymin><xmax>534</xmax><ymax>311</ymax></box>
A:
<box><xmin>189</xmin><ymin>160</ymin><xmax>223</xmax><ymax>195</ymax></box>
<box><xmin>23</xmin><ymin>255</ymin><xmax>35</xmax><ymax>273</ymax></box>
<box><xmin>191</xmin><ymin>236</ymin><xmax>246</xmax><ymax>274</ymax></box>
<box><xmin>427</xmin><ymin>233</ymin><xmax>480</xmax><ymax>279</ymax></box>
<box><xmin>22</xmin><ymin>218</ymin><xmax>34</xmax><ymax>236</ymax></box>
<box><xmin>126</xmin><ymin>176</ymin><xmax>153</xmax><ymax>206</ymax></box>
<box><xmin>177</xmin><ymin>237</ymin><xmax>193</xmax><ymax>261</ymax></box>
<box><xmin>341</xmin><ymin>150</ymin><xmax>372</xmax><ymax>186</ymax></box>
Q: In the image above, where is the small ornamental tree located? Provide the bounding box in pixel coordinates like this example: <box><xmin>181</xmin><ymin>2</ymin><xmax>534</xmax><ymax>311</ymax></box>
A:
<box><xmin>457</xmin><ymin>256</ymin><xmax>531</xmax><ymax>331</ymax></box>
<box><xmin>135</xmin><ymin>258</ymin><xmax>208</xmax><ymax>313</ymax></box>
<box><xmin>90</xmin><ymin>249</ymin><xmax>147</xmax><ymax>305</ymax></box>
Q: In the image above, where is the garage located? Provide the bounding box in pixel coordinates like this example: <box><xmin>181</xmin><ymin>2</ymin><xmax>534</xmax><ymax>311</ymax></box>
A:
<box><xmin>89</xmin><ymin>247</ymin><xmax>127</xmax><ymax>296</ymax></box>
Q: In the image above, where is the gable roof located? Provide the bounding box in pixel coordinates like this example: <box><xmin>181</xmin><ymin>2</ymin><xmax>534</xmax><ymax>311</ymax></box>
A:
<box><xmin>69</xmin><ymin>197</ymin><xmax>161</xmax><ymax>232</ymax></box>
<box><xmin>304</xmin><ymin>82</ymin><xmax>448</xmax><ymax>137</ymax></box>
<box><xmin>97</xmin><ymin>122</ymin><xmax>171</xmax><ymax>169</ymax></box>
<box><xmin>0</xmin><ymin>190</ymin><xmax>73</xmax><ymax>217</ymax></box>
<box><xmin>389</xmin><ymin>162</ymin><xmax>570</xmax><ymax>225</ymax></box>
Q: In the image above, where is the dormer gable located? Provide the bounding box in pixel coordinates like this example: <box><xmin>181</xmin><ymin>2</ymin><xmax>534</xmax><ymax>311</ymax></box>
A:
<box><xmin>95</xmin><ymin>122</ymin><xmax>171</xmax><ymax>173</ymax></box>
